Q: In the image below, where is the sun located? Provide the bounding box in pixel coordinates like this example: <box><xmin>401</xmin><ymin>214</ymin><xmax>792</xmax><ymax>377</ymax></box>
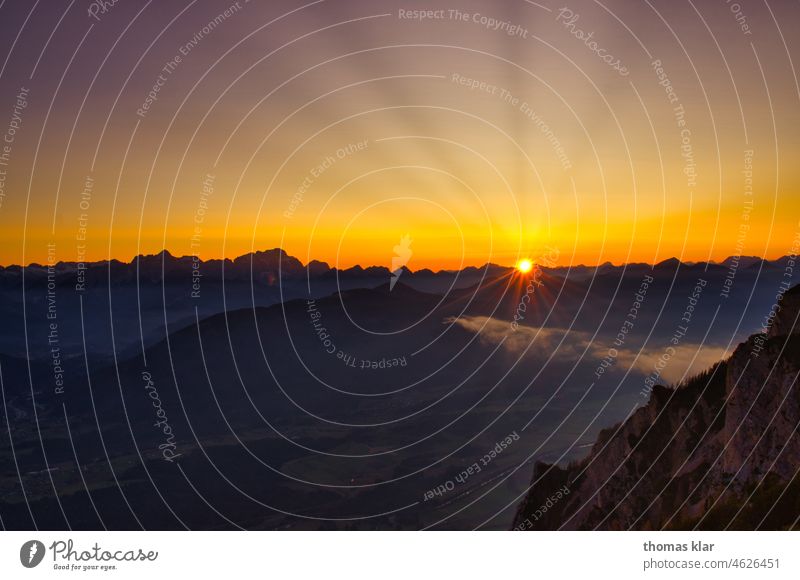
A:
<box><xmin>516</xmin><ymin>258</ymin><xmax>534</xmax><ymax>273</ymax></box>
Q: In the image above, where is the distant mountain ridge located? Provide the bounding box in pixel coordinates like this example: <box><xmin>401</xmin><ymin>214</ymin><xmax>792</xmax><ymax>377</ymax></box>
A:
<box><xmin>0</xmin><ymin>248</ymin><xmax>510</xmax><ymax>288</ymax></box>
<box><xmin>0</xmin><ymin>248</ymin><xmax>793</xmax><ymax>288</ymax></box>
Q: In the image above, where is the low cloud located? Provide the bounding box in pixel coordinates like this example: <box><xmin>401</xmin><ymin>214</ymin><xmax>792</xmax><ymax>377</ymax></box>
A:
<box><xmin>446</xmin><ymin>315</ymin><xmax>728</xmax><ymax>385</ymax></box>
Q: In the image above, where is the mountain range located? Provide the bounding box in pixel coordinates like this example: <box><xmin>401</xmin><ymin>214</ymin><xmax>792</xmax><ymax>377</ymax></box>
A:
<box><xmin>0</xmin><ymin>249</ymin><xmax>797</xmax><ymax>529</ymax></box>
<box><xmin>2</xmin><ymin>248</ymin><xmax>792</xmax><ymax>287</ymax></box>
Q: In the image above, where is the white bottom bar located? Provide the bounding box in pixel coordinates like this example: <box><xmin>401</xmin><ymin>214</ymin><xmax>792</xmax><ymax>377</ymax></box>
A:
<box><xmin>1</xmin><ymin>531</ymin><xmax>798</xmax><ymax>578</ymax></box>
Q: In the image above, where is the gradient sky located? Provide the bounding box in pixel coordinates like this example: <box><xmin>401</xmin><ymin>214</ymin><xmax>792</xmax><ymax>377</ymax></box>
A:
<box><xmin>0</xmin><ymin>0</ymin><xmax>798</xmax><ymax>269</ymax></box>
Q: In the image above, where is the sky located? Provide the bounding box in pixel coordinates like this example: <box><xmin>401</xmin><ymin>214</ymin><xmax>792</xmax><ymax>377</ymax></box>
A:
<box><xmin>0</xmin><ymin>0</ymin><xmax>798</xmax><ymax>270</ymax></box>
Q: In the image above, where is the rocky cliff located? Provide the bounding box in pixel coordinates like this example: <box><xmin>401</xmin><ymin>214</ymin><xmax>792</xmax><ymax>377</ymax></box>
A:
<box><xmin>514</xmin><ymin>285</ymin><xmax>800</xmax><ymax>530</ymax></box>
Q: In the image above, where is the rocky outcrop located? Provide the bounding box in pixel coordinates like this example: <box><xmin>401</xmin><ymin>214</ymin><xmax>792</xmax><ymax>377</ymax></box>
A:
<box><xmin>768</xmin><ymin>284</ymin><xmax>800</xmax><ymax>338</ymax></box>
<box><xmin>514</xmin><ymin>286</ymin><xmax>800</xmax><ymax>530</ymax></box>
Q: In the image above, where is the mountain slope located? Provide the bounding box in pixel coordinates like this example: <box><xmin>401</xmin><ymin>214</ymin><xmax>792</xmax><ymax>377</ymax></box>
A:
<box><xmin>514</xmin><ymin>285</ymin><xmax>800</xmax><ymax>530</ymax></box>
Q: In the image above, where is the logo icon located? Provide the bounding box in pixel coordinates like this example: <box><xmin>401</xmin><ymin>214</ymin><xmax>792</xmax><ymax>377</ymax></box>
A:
<box><xmin>390</xmin><ymin>234</ymin><xmax>413</xmax><ymax>291</ymax></box>
<box><xmin>20</xmin><ymin>540</ymin><xmax>45</xmax><ymax>568</ymax></box>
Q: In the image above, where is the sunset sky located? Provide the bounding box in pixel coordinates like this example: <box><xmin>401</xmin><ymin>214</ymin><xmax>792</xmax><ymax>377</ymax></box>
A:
<box><xmin>0</xmin><ymin>0</ymin><xmax>798</xmax><ymax>270</ymax></box>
